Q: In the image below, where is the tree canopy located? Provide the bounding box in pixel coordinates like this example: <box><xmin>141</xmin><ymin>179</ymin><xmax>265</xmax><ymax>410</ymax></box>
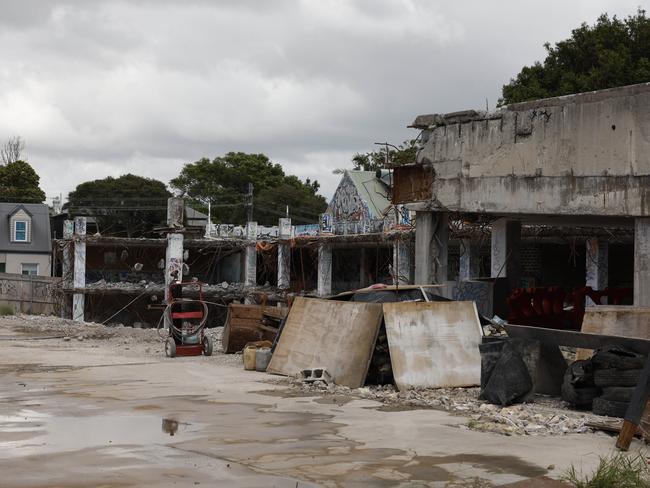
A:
<box><xmin>170</xmin><ymin>152</ymin><xmax>327</xmax><ymax>225</ymax></box>
<box><xmin>67</xmin><ymin>174</ymin><xmax>171</xmax><ymax>237</ymax></box>
<box><xmin>0</xmin><ymin>160</ymin><xmax>46</xmax><ymax>203</ymax></box>
<box><xmin>500</xmin><ymin>9</ymin><xmax>650</xmax><ymax>105</ymax></box>
<box><xmin>350</xmin><ymin>141</ymin><xmax>417</xmax><ymax>172</ymax></box>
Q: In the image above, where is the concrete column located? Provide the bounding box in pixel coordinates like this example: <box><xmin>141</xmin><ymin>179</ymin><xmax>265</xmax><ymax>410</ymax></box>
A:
<box><xmin>491</xmin><ymin>218</ymin><xmax>522</xmax><ymax>290</ymax></box>
<box><xmin>277</xmin><ymin>243</ymin><xmax>291</xmax><ymax>289</ymax></box>
<box><xmin>243</xmin><ymin>222</ymin><xmax>258</xmax><ymax>287</ymax></box>
<box><xmin>586</xmin><ymin>237</ymin><xmax>609</xmax><ymax>306</ymax></box>
<box><xmin>165</xmin><ymin>233</ymin><xmax>184</xmax><ymax>296</ymax></box>
<box><xmin>392</xmin><ymin>239</ymin><xmax>413</xmax><ymax>285</ymax></box>
<box><xmin>61</xmin><ymin>220</ymin><xmax>74</xmax><ymax>319</ymax></box>
<box><xmin>414</xmin><ymin>211</ymin><xmax>448</xmax><ymax>284</ymax></box>
<box><xmin>72</xmin><ymin>217</ymin><xmax>86</xmax><ymax>322</ymax></box>
<box><xmin>459</xmin><ymin>238</ymin><xmax>480</xmax><ymax>281</ymax></box>
<box><xmin>359</xmin><ymin>248</ymin><xmax>368</xmax><ymax>288</ymax></box>
<box><xmin>167</xmin><ymin>197</ymin><xmax>184</xmax><ymax>228</ymax></box>
<box><xmin>317</xmin><ymin>243</ymin><xmax>332</xmax><ymax>296</ymax></box>
<box><xmin>634</xmin><ymin>218</ymin><xmax>650</xmax><ymax>306</ymax></box>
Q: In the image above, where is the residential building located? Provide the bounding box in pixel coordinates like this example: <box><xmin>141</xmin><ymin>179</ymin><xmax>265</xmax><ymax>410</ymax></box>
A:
<box><xmin>0</xmin><ymin>203</ymin><xmax>52</xmax><ymax>276</ymax></box>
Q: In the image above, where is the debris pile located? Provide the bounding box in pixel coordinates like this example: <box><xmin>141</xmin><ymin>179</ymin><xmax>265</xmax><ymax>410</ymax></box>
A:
<box><xmin>284</xmin><ymin>377</ymin><xmax>606</xmax><ymax>436</ymax></box>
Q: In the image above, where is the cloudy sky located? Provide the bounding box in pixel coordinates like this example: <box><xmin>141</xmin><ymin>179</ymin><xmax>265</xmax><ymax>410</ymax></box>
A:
<box><xmin>0</xmin><ymin>0</ymin><xmax>642</xmax><ymax>204</ymax></box>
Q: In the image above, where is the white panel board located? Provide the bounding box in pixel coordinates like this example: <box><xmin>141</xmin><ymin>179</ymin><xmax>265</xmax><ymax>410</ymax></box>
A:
<box><xmin>383</xmin><ymin>301</ymin><xmax>483</xmax><ymax>390</ymax></box>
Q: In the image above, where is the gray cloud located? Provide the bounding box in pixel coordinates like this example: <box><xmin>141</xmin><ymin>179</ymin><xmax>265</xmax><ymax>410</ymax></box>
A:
<box><xmin>0</xmin><ymin>0</ymin><xmax>642</xmax><ymax>203</ymax></box>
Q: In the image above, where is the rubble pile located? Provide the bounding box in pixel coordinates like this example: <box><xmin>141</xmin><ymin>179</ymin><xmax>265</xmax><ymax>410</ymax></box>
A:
<box><xmin>285</xmin><ymin>378</ymin><xmax>606</xmax><ymax>436</ymax></box>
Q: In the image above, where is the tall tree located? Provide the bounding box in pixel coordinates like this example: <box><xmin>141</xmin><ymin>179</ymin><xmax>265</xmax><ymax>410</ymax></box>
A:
<box><xmin>350</xmin><ymin>140</ymin><xmax>417</xmax><ymax>172</ymax></box>
<box><xmin>0</xmin><ymin>136</ymin><xmax>25</xmax><ymax>165</ymax></box>
<box><xmin>171</xmin><ymin>152</ymin><xmax>327</xmax><ymax>225</ymax></box>
<box><xmin>67</xmin><ymin>174</ymin><xmax>171</xmax><ymax>237</ymax></box>
<box><xmin>501</xmin><ymin>9</ymin><xmax>650</xmax><ymax>105</ymax></box>
<box><xmin>0</xmin><ymin>160</ymin><xmax>46</xmax><ymax>203</ymax></box>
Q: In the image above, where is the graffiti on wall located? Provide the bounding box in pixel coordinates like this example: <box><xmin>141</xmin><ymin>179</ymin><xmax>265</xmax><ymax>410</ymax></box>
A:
<box><xmin>329</xmin><ymin>173</ymin><xmax>372</xmax><ymax>222</ymax></box>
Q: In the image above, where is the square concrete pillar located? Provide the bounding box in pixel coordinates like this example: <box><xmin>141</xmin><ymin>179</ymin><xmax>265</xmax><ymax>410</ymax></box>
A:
<box><xmin>72</xmin><ymin>217</ymin><xmax>87</xmax><ymax>322</ymax></box>
<box><xmin>634</xmin><ymin>218</ymin><xmax>650</xmax><ymax>307</ymax></box>
<box><xmin>317</xmin><ymin>243</ymin><xmax>332</xmax><ymax>296</ymax></box>
<box><xmin>459</xmin><ymin>238</ymin><xmax>480</xmax><ymax>281</ymax></box>
<box><xmin>586</xmin><ymin>237</ymin><xmax>609</xmax><ymax>306</ymax></box>
<box><xmin>491</xmin><ymin>218</ymin><xmax>521</xmax><ymax>290</ymax></box>
<box><xmin>414</xmin><ymin>211</ymin><xmax>448</xmax><ymax>285</ymax></box>
<box><xmin>392</xmin><ymin>238</ymin><xmax>413</xmax><ymax>285</ymax></box>
<box><xmin>244</xmin><ymin>244</ymin><xmax>257</xmax><ymax>287</ymax></box>
<box><xmin>277</xmin><ymin>243</ymin><xmax>291</xmax><ymax>290</ymax></box>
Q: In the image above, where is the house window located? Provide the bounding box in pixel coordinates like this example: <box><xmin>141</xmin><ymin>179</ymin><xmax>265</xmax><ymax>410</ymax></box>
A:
<box><xmin>21</xmin><ymin>263</ymin><xmax>38</xmax><ymax>276</ymax></box>
<box><xmin>0</xmin><ymin>263</ymin><xmax>5</xmax><ymax>273</ymax></box>
<box><xmin>14</xmin><ymin>221</ymin><xmax>28</xmax><ymax>242</ymax></box>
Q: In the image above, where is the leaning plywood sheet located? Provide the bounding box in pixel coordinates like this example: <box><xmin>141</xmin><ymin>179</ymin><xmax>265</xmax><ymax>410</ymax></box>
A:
<box><xmin>383</xmin><ymin>301</ymin><xmax>483</xmax><ymax>390</ymax></box>
<box><xmin>266</xmin><ymin>297</ymin><xmax>383</xmax><ymax>388</ymax></box>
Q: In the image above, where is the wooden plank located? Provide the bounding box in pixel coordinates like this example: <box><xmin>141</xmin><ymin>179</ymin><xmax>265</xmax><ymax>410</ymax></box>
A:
<box><xmin>504</xmin><ymin>324</ymin><xmax>650</xmax><ymax>354</ymax></box>
<box><xmin>266</xmin><ymin>297</ymin><xmax>383</xmax><ymax>388</ymax></box>
<box><xmin>577</xmin><ymin>306</ymin><xmax>650</xmax><ymax>360</ymax></box>
<box><xmin>382</xmin><ymin>301</ymin><xmax>483</xmax><ymax>390</ymax></box>
<box><xmin>617</xmin><ymin>353</ymin><xmax>650</xmax><ymax>450</ymax></box>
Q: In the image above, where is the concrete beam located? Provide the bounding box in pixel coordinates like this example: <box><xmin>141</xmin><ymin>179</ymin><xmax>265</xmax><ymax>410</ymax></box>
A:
<box><xmin>491</xmin><ymin>218</ymin><xmax>521</xmax><ymax>290</ymax></box>
<box><xmin>317</xmin><ymin>243</ymin><xmax>332</xmax><ymax>296</ymax></box>
<box><xmin>586</xmin><ymin>238</ymin><xmax>609</xmax><ymax>305</ymax></box>
<box><xmin>392</xmin><ymin>239</ymin><xmax>413</xmax><ymax>285</ymax></box>
<box><xmin>459</xmin><ymin>238</ymin><xmax>480</xmax><ymax>281</ymax></box>
<box><xmin>634</xmin><ymin>218</ymin><xmax>650</xmax><ymax>306</ymax></box>
<box><xmin>414</xmin><ymin>211</ymin><xmax>448</xmax><ymax>284</ymax></box>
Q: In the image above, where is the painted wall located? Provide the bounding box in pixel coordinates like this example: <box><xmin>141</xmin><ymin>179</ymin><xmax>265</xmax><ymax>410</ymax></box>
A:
<box><xmin>328</xmin><ymin>173</ymin><xmax>372</xmax><ymax>222</ymax></box>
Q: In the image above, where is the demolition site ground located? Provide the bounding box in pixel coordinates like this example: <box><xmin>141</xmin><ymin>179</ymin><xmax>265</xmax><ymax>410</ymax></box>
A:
<box><xmin>0</xmin><ymin>314</ymin><xmax>646</xmax><ymax>487</ymax></box>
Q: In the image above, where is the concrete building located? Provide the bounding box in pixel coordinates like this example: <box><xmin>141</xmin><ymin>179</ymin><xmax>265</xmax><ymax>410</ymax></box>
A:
<box><xmin>0</xmin><ymin>203</ymin><xmax>52</xmax><ymax>276</ymax></box>
<box><xmin>393</xmin><ymin>82</ymin><xmax>650</xmax><ymax>310</ymax></box>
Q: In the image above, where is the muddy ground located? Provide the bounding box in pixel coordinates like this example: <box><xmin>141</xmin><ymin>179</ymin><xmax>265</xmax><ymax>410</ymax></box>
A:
<box><xmin>0</xmin><ymin>314</ymin><xmax>644</xmax><ymax>487</ymax></box>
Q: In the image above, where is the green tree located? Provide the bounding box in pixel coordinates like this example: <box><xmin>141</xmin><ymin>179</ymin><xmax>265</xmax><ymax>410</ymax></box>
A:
<box><xmin>0</xmin><ymin>160</ymin><xmax>46</xmax><ymax>203</ymax></box>
<box><xmin>350</xmin><ymin>141</ymin><xmax>417</xmax><ymax>172</ymax></box>
<box><xmin>67</xmin><ymin>174</ymin><xmax>171</xmax><ymax>237</ymax></box>
<box><xmin>501</xmin><ymin>9</ymin><xmax>650</xmax><ymax>105</ymax></box>
<box><xmin>170</xmin><ymin>152</ymin><xmax>327</xmax><ymax>225</ymax></box>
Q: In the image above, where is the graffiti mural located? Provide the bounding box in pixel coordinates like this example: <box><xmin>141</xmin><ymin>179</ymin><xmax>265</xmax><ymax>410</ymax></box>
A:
<box><xmin>328</xmin><ymin>173</ymin><xmax>371</xmax><ymax>222</ymax></box>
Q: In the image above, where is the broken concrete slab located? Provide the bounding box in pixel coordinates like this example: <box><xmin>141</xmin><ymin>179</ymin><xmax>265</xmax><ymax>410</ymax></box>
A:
<box><xmin>382</xmin><ymin>301</ymin><xmax>483</xmax><ymax>390</ymax></box>
<box><xmin>267</xmin><ymin>297</ymin><xmax>383</xmax><ymax>388</ymax></box>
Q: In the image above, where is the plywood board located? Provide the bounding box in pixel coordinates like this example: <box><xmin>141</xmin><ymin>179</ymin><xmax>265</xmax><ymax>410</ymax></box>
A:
<box><xmin>577</xmin><ymin>306</ymin><xmax>650</xmax><ymax>360</ymax></box>
<box><xmin>383</xmin><ymin>301</ymin><xmax>483</xmax><ymax>390</ymax></box>
<box><xmin>266</xmin><ymin>297</ymin><xmax>383</xmax><ymax>388</ymax></box>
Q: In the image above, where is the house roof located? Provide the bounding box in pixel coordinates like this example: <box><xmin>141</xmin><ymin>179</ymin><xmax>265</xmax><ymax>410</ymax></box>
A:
<box><xmin>0</xmin><ymin>203</ymin><xmax>52</xmax><ymax>253</ymax></box>
<box><xmin>343</xmin><ymin>171</ymin><xmax>392</xmax><ymax>218</ymax></box>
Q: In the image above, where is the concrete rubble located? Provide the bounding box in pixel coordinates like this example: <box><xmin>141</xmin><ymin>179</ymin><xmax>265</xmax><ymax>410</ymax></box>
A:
<box><xmin>282</xmin><ymin>377</ymin><xmax>608</xmax><ymax>437</ymax></box>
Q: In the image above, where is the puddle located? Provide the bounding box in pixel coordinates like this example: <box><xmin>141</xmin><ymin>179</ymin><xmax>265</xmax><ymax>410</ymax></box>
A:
<box><xmin>0</xmin><ymin>412</ymin><xmax>201</xmax><ymax>457</ymax></box>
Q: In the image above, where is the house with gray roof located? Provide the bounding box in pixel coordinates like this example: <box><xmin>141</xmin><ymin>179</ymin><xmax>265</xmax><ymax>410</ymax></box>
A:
<box><xmin>0</xmin><ymin>203</ymin><xmax>52</xmax><ymax>276</ymax></box>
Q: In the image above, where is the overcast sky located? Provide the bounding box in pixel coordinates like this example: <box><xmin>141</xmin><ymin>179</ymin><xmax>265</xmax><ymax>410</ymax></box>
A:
<box><xmin>0</xmin><ymin>0</ymin><xmax>643</xmax><ymax>204</ymax></box>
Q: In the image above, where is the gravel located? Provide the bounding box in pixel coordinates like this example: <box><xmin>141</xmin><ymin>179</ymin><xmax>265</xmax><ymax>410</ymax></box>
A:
<box><xmin>0</xmin><ymin>313</ymin><xmax>243</xmax><ymax>367</ymax></box>
<box><xmin>282</xmin><ymin>378</ymin><xmax>612</xmax><ymax>437</ymax></box>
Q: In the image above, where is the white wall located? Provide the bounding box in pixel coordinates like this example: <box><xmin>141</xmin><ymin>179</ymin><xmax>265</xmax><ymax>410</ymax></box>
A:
<box><xmin>4</xmin><ymin>253</ymin><xmax>52</xmax><ymax>276</ymax></box>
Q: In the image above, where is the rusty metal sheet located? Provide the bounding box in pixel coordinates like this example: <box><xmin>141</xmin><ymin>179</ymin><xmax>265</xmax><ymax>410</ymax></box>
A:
<box><xmin>392</xmin><ymin>164</ymin><xmax>434</xmax><ymax>204</ymax></box>
<box><xmin>382</xmin><ymin>301</ymin><xmax>482</xmax><ymax>390</ymax></box>
<box><xmin>222</xmin><ymin>304</ymin><xmax>286</xmax><ymax>353</ymax></box>
<box><xmin>266</xmin><ymin>297</ymin><xmax>383</xmax><ymax>388</ymax></box>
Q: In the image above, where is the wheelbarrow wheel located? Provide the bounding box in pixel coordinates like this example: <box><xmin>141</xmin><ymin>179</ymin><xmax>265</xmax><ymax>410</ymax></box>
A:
<box><xmin>165</xmin><ymin>337</ymin><xmax>176</xmax><ymax>358</ymax></box>
<box><xmin>202</xmin><ymin>336</ymin><xmax>213</xmax><ymax>356</ymax></box>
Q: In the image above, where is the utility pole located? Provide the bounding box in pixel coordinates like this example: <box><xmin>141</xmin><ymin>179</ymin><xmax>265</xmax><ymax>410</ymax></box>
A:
<box><xmin>245</xmin><ymin>183</ymin><xmax>254</xmax><ymax>222</ymax></box>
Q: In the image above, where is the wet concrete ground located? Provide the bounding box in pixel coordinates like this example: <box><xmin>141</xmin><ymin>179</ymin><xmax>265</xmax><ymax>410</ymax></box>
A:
<box><xmin>0</xmin><ymin>322</ymin><xmax>641</xmax><ymax>487</ymax></box>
